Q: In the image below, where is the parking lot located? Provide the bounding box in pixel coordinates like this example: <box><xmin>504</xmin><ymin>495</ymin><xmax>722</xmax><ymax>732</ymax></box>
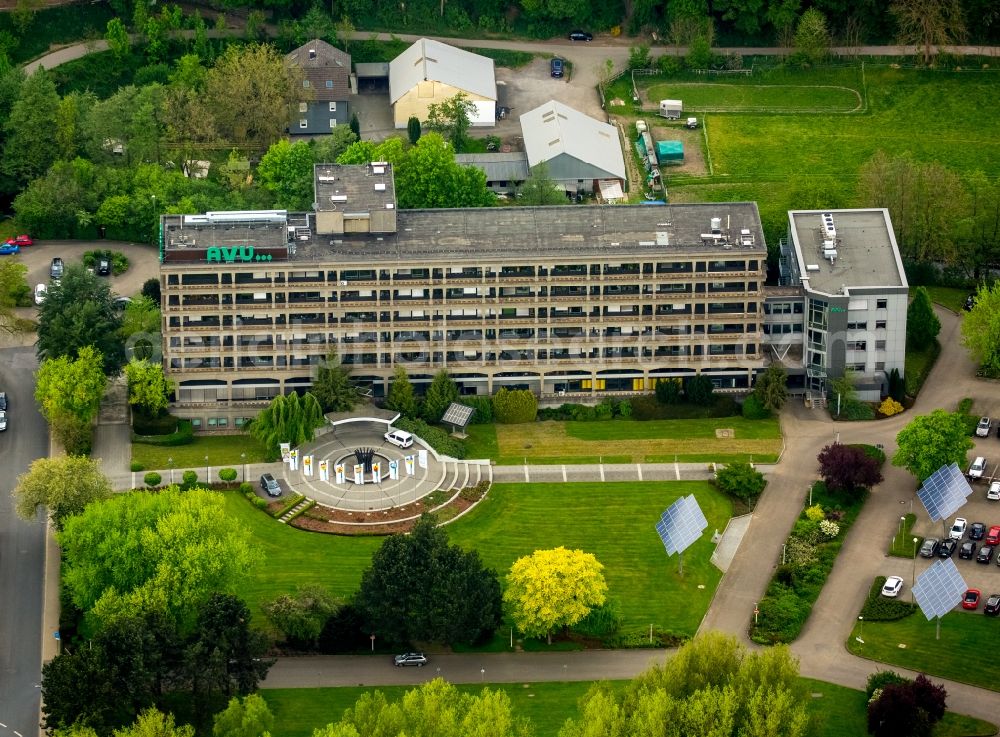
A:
<box><xmin>906</xmin><ymin>432</ymin><xmax>1000</xmax><ymax>603</ymax></box>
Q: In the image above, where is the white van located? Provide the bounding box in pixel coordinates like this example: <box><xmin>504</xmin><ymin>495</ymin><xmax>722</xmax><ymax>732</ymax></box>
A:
<box><xmin>384</xmin><ymin>429</ymin><xmax>414</xmax><ymax>448</ymax></box>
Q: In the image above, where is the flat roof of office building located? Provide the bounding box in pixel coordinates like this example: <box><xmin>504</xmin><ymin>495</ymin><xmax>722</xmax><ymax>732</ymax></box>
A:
<box><xmin>789</xmin><ymin>208</ymin><xmax>907</xmax><ymax>295</ymax></box>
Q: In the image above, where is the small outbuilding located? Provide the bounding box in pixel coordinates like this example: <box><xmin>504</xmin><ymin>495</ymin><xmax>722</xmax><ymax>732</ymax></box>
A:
<box><xmin>656</xmin><ymin>140</ymin><xmax>684</xmax><ymax>163</ymax></box>
<box><xmin>659</xmin><ymin>99</ymin><xmax>683</xmax><ymax>119</ymax></box>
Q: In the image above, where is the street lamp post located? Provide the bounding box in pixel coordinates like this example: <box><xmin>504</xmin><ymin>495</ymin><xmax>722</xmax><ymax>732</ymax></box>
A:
<box><xmin>241</xmin><ymin>452</ymin><xmax>247</xmax><ymax>483</ymax></box>
<box><xmin>205</xmin><ymin>455</ymin><xmax>210</xmax><ymax>484</ymax></box>
<box><xmin>168</xmin><ymin>457</ymin><xmax>174</xmax><ymax>485</ymax></box>
<box><xmin>912</xmin><ymin>537</ymin><xmax>919</xmax><ymax>603</ymax></box>
<box><xmin>857</xmin><ymin>615</ymin><xmax>864</xmax><ymax>640</ymax></box>
<box><xmin>897</xmin><ymin>515</ymin><xmax>905</xmax><ymax>548</ymax></box>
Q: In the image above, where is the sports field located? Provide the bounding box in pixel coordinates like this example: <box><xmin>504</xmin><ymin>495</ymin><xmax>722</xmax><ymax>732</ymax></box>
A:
<box><xmin>646</xmin><ymin>81</ymin><xmax>862</xmax><ymax>112</ymax></box>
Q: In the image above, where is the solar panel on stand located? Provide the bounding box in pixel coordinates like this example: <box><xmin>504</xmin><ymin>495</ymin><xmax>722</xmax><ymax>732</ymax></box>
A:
<box><xmin>917</xmin><ymin>463</ymin><xmax>972</xmax><ymax>522</ymax></box>
<box><xmin>912</xmin><ymin>558</ymin><xmax>968</xmax><ymax>621</ymax></box>
<box><xmin>655</xmin><ymin>494</ymin><xmax>708</xmax><ymax>556</ymax></box>
<box><xmin>441</xmin><ymin>402</ymin><xmax>476</xmax><ymax>430</ymax></box>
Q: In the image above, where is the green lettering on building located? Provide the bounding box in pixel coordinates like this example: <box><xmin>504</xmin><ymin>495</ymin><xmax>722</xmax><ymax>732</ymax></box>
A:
<box><xmin>830</xmin><ymin>306</ymin><xmax>845</xmax><ymax>313</ymax></box>
<box><xmin>205</xmin><ymin>246</ymin><xmax>273</xmax><ymax>264</ymax></box>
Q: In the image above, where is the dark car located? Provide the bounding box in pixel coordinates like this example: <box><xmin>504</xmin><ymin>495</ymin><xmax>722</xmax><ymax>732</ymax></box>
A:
<box><xmin>50</xmin><ymin>257</ymin><xmax>64</xmax><ymax>280</ymax></box>
<box><xmin>959</xmin><ymin>540</ymin><xmax>977</xmax><ymax>559</ymax></box>
<box><xmin>919</xmin><ymin>537</ymin><xmax>940</xmax><ymax>558</ymax></box>
<box><xmin>393</xmin><ymin>652</ymin><xmax>427</xmax><ymax>667</ymax></box>
<box><xmin>568</xmin><ymin>30</ymin><xmax>593</xmax><ymax>41</ymax></box>
<box><xmin>970</xmin><ymin>522</ymin><xmax>986</xmax><ymax>540</ymax></box>
<box><xmin>977</xmin><ymin>545</ymin><xmax>995</xmax><ymax>564</ymax></box>
<box><xmin>938</xmin><ymin>538</ymin><xmax>957</xmax><ymax>558</ymax></box>
<box><xmin>96</xmin><ymin>257</ymin><xmax>111</xmax><ymax>276</ymax></box>
<box><xmin>965</xmin><ymin>294</ymin><xmax>976</xmax><ymax>311</ymax></box>
<box><xmin>985</xmin><ymin>594</ymin><xmax>1000</xmax><ymax>616</ymax></box>
<box><xmin>259</xmin><ymin>473</ymin><xmax>281</xmax><ymax>497</ymax></box>
<box><xmin>550</xmin><ymin>57</ymin><xmax>564</xmax><ymax>78</ymax></box>
<box><xmin>0</xmin><ymin>391</ymin><xmax>6</xmax><ymax>410</ymax></box>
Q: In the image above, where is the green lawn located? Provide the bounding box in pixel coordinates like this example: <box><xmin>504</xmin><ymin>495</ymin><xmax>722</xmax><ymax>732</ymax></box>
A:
<box><xmin>448</xmin><ymin>481</ymin><xmax>730</xmax><ymax>634</ymax></box>
<box><xmin>919</xmin><ymin>286</ymin><xmax>970</xmax><ymax>313</ymax></box>
<box><xmin>465</xmin><ymin>418</ymin><xmax>781</xmax><ymax>465</ymax></box>
<box><xmin>802</xmin><ymin>678</ymin><xmax>997</xmax><ymax>737</ymax></box>
<box><xmin>222</xmin><ymin>492</ymin><xmax>382</xmax><ymax>624</ymax></box>
<box><xmin>888</xmin><ymin>513</ymin><xmax>920</xmax><ymax>558</ymax></box>
<box><xmin>905</xmin><ymin>339</ymin><xmax>942</xmax><ymax>397</ymax></box>
<box><xmin>646</xmin><ymin>81</ymin><xmax>862</xmax><ymax>112</ymax></box>
<box><xmin>847</xmin><ymin>611</ymin><xmax>1000</xmax><ymax>692</ymax></box>
<box><xmin>131</xmin><ymin>434</ymin><xmax>270</xmax><ymax>470</ymax></box>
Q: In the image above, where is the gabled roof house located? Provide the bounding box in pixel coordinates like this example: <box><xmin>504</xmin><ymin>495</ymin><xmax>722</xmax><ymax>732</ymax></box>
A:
<box><xmin>286</xmin><ymin>39</ymin><xmax>352</xmax><ymax>136</ymax></box>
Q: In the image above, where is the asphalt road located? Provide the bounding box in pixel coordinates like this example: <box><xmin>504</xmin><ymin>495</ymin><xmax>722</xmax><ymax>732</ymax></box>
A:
<box><xmin>0</xmin><ymin>347</ymin><xmax>47</xmax><ymax>737</ymax></box>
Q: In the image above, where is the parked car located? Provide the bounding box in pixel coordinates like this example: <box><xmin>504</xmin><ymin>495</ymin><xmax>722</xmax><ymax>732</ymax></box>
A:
<box><xmin>384</xmin><ymin>429</ymin><xmax>414</xmax><ymax>448</ymax></box>
<box><xmin>970</xmin><ymin>521</ymin><xmax>987</xmax><ymax>540</ymax></box>
<box><xmin>96</xmin><ymin>257</ymin><xmax>111</xmax><ymax>276</ymax></box>
<box><xmin>987</xmin><ymin>525</ymin><xmax>1000</xmax><ymax>546</ymax></box>
<box><xmin>393</xmin><ymin>652</ymin><xmax>427</xmax><ymax>667</ymax></box>
<box><xmin>0</xmin><ymin>409</ymin><xmax>6</xmax><ymax>431</ymax></box>
<box><xmin>50</xmin><ymin>257</ymin><xmax>64</xmax><ymax>280</ymax></box>
<box><xmin>919</xmin><ymin>537</ymin><xmax>940</xmax><ymax>557</ymax></box>
<box><xmin>959</xmin><ymin>540</ymin><xmax>977</xmax><ymax>559</ymax></box>
<box><xmin>989</xmin><ymin>482</ymin><xmax>1000</xmax><ymax>501</ymax></box>
<box><xmin>34</xmin><ymin>283</ymin><xmax>46</xmax><ymax>305</ymax></box>
<box><xmin>0</xmin><ymin>243</ymin><xmax>20</xmax><ymax>256</ymax></box>
<box><xmin>881</xmin><ymin>575</ymin><xmax>904</xmax><ymax>598</ymax></box>
<box><xmin>985</xmin><ymin>594</ymin><xmax>1000</xmax><ymax>616</ymax></box>
<box><xmin>5</xmin><ymin>234</ymin><xmax>32</xmax><ymax>247</ymax></box>
<box><xmin>0</xmin><ymin>391</ymin><xmax>6</xmax><ymax>410</ymax></box>
<box><xmin>550</xmin><ymin>57</ymin><xmax>564</xmax><ymax>78</ymax></box>
<box><xmin>969</xmin><ymin>456</ymin><xmax>987</xmax><ymax>479</ymax></box>
<box><xmin>963</xmin><ymin>589</ymin><xmax>982</xmax><ymax>610</ymax></box>
<box><xmin>977</xmin><ymin>417</ymin><xmax>993</xmax><ymax>437</ymax></box>
<box><xmin>938</xmin><ymin>538</ymin><xmax>957</xmax><ymax>558</ymax></box>
<box><xmin>259</xmin><ymin>473</ymin><xmax>281</xmax><ymax>497</ymax></box>
<box><xmin>965</xmin><ymin>294</ymin><xmax>976</xmax><ymax>311</ymax></box>
<box><xmin>568</xmin><ymin>30</ymin><xmax>593</xmax><ymax>41</ymax></box>
<box><xmin>977</xmin><ymin>545</ymin><xmax>995</xmax><ymax>564</ymax></box>
<box><xmin>949</xmin><ymin>517</ymin><xmax>967</xmax><ymax>540</ymax></box>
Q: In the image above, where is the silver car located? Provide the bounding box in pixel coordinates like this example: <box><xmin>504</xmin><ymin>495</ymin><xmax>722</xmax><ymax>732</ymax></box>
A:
<box><xmin>394</xmin><ymin>652</ymin><xmax>427</xmax><ymax>667</ymax></box>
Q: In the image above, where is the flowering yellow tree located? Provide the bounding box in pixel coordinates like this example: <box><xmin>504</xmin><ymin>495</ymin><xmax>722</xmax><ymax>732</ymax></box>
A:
<box><xmin>503</xmin><ymin>547</ymin><xmax>607</xmax><ymax>644</ymax></box>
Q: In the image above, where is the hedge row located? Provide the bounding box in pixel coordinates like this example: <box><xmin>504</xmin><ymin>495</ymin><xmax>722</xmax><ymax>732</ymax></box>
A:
<box><xmin>132</xmin><ymin>419</ymin><xmax>194</xmax><ymax>446</ymax></box>
<box><xmin>862</xmin><ymin>577</ymin><xmax>918</xmax><ymax>621</ymax></box>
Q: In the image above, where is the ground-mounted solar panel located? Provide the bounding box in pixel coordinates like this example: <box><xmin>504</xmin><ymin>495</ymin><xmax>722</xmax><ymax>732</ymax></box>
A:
<box><xmin>912</xmin><ymin>558</ymin><xmax>967</xmax><ymax>621</ymax></box>
<box><xmin>655</xmin><ymin>494</ymin><xmax>708</xmax><ymax>556</ymax></box>
<box><xmin>441</xmin><ymin>402</ymin><xmax>476</xmax><ymax>429</ymax></box>
<box><xmin>917</xmin><ymin>463</ymin><xmax>972</xmax><ymax>522</ymax></box>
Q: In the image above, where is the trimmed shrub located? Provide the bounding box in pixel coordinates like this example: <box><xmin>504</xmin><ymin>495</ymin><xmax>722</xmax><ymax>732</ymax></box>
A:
<box><xmin>878</xmin><ymin>397</ymin><xmax>904</xmax><ymax>416</ymax></box>
<box><xmin>866</xmin><ymin>669</ymin><xmax>909</xmax><ymax>700</ymax></box>
<box><xmin>617</xmin><ymin>400</ymin><xmax>632</xmax><ymax>418</ymax></box>
<box><xmin>143</xmin><ymin>472</ymin><xmax>161</xmax><ymax>487</ymax></box>
<box><xmin>804</xmin><ymin>504</ymin><xmax>825</xmax><ymax>522</ymax></box>
<box><xmin>491</xmin><ymin>388</ymin><xmax>538</xmax><ymax>424</ymax></box>
<box><xmin>218</xmin><ymin>467</ymin><xmax>238</xmax><ymax>482</ymax></box>
<box><xmin>654</xmin><ymin>377</ymin><xmax>682</xmax><ymax>404</ymax></box>
<box><xmin>393</xmin><ymin>417</ymin><xmax>466</xmax><ymax>459</ymax></box>
<box><xmin>254</xmin><ymin>496</ymin><xmax>268</xmax><ymax>510</ymax></box>
<box><xmin>573</xmin><ymin>600</ymin><xmax>623</xmax><ymax>638</ymax></box>
<box><xmin>238</xmin><ymin>481</ymin><xmax>253</xmax><ymax>495</ymax></box>
<box><xmin>132</xmin><ymin>412</ymin><xmax>179</xmax><ymax>436</ymax></box>
<box><xmin>181</xmin><ymin>470</ymin><xmax>198</xmax><ymax>487</ymax></box>
<box><xmin>130</xmin><ymin>461</ymin><xmax>144</xmax><ymax>472</ymax></box>
<box><xmin>862</xmin><ymin>577</ymin><xmax>918</xmax><ymax>622</ymax></box>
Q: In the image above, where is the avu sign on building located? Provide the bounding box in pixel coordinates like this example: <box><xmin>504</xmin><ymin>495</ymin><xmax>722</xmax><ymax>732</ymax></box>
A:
<box><xmin>206</xmin><ymin>246</ymin><xmax>273</xmax><ymax>264</ymax></box>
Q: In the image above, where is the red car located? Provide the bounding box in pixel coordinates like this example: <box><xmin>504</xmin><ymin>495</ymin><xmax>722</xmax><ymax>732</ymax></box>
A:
<box><xmin>987</xmin><ymin>526</ymin><xmax>1000</xmax><ymax>546</ymax></box>
<box><xmin>963</xmin><ymin>589</ymin><xmax>981</xmax><ymax>610</ymax></box>
<box><xmin>5</xmin><ymin>234</ymin><xmax>32</xmax><ymax>247</ymax></box>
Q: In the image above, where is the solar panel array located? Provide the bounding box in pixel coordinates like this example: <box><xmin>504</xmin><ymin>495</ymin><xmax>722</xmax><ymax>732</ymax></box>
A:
<box><xmin>441</xmin><ymin>402</ymin><xmax>476</xmax><ymax>429</ymax></box>
<box><xmin>917</xmin><ymin>463</ymin><xmax>973</xmax><ymax>522</ymax></box>
<box><xmin>655</xmin><ymin>494</ymin><xmax>708</xmax><ymax>556</ymax></box>
<box><xmin>912</xmin><ymin>558</ymin><xmax>968</xmax><ymax>620</ymax></box>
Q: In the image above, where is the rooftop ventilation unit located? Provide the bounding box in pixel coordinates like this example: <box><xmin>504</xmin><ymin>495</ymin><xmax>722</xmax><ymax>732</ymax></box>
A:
<box><xmin>656</xmin><ymin>231</ymin><xmax>669</xmax><ymax>246</ymax></box>
<box><xmin>710</xmin><ymin>217</ymin><xmax>722</xmax><ymax>234</ymax></box>
<box><xmin>740</xmin><ymin>228</ymin><xmax>754</xmax><ymax>246</ymax></box>
<box><xmin>374</xmin><ymin>183</ymin><xmax>386</xmax><ymax>191</ymax></box>
<box><xmin>806</xmin><ymin>264</ymin><xmax>820</xmax><ymax>272</ymax></box>
<box><xmin>372</xmin><ymin>166</ymin><xmax>385</xmax><ymax>175</ymax></box>
<box><xmin>330</xmin><ymin>195</ymin><xmax>348</xmax><ymax>202</ymax></box>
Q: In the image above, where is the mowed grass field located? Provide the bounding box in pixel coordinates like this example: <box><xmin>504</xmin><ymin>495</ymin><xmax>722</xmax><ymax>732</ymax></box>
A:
<box><xmin>448</xmin><ymin>481</ymin><xmax>729</xmax><ymax>634</ymax></box>
<box><xmin>641</xmin><ymin>66</ymin><xmax>1000</xmax><ymax>241</ymax></box>
<box><xmin>646</xmin><ymin>81</ymin><xmax>862</xmax><ymax>112</ymax></box>
<box><xmin>227</xmin><ymin>480</ymin><xmax>730</xmax><ymax>637</ymax></box>
<box><xmin>466</xmin><ymin>417</ymin><xmax>782</xmax><ymax>465</ymax></box>
<box><xmin>262</xmin><ymin>678</ymin><xmax>996</xmax><ymax>737</ymax></box>
<box><xmin>846</xmin><ymin>611</ymin><xmax>1000</xmax><ymax>692</ymax></box>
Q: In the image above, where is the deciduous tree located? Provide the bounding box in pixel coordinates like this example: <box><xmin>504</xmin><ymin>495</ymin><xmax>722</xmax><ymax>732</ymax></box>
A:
<box><xmin>257</xmin><ymin>138</ymin><xmax>316</xmax><ymax>210</ymax></box>
<box><xmin>817</xmin><ymin>443</ymin><xmax>884</xmax><ymax>498</ymax></box>
<box><xmin>906</xmin><ymin>287</ymin><xmax>941</xmax><ymax>350</ymax></box>
<box><xmin>59</xmin><ymin>488</ymin><xmax>254</xmax><ymax>632</ymax></box>
<box><xmin>2</xmin><ymin>68</ymin><xmax>60</xmax><ymax>187</ymax></box>
<box><xmin>248</xmin><ymin>391</ymin><xmax>326</xmax><ymax>456</ymax></box>
<box><xmin>115</xmin><ymin>709</ymin><xmax>194</xmax><ymax>737</ymax></box>
<box><xmin>36</xmin><ymin>264</ymin><xmax>125</xmax><ymax>375</ymax></box>
<box><xmin>13</xmin><ymin>456</ymin><xmax>112</xmax><ymax>529</ymax></box>
<box><xmin>517</xmin><ymin>162</ymin><xmax>565</xmax><ymax>205</ymax></box>
<box><xmin>105</xmin><ymin>18</ymin><xmax>131</xmax><ymax>64</ymax></box>
<box><xmin>892</xmin><ymin>409</ymin><xmax>974</xmax><ymax>481</ymax></box>
<box><xmin>867</xmin><ymin>674</ymin><xmax>947</xmax><ymax>737</ymax></box>
<box><xmin>357</xmin><ymin>516</ymin><xmax>502</xmax><ymax>645</ymax></box>
<box><xmin>35</xmin><ymin>345</ymin><xmax>108</xmax><ymax>453</ymax></box>
<box><xmin>426</xmin><ymin>92</ymin><xmax>476</xmax><ymax>151</ymax></box>
<box><xmin>961</xmin><ymin>281</ymin><xmax>1000</xmax><ymax>376</ymax></box>
<box><xmin>504</xmin><ymin>547</ymin><xmax>607</xmax><ymax>644</ymax></box>
<box><xmin>125</xmin><ymin>358</ymin><xmax>173</xmax><ymax>417</ymax></box>
<box><xmin>794</xmin><ymin>8</ymin><xmax>830</xmax><ymax>62</ymax></box>
<box><xmin>263</xmin><ymin>585</ymin><xmax>339</xmax><ymax>649</ymax></box>
<box><xmin>0</xmin><ymin>259</ymin><xmax>31</xmax><ymax>334</ymax></box>
<box><xmin>213</xmin><ymin>694</ymin><xmax>274</xmax><ymax>737</ymax></box>
<box><xmin>393</xmin><ymin>133</ymin><xmax>494</xmax><ymax>209</ymax></box>
<box><xmin>890</xmin><ymin>0</ymin><xmax>967</xmax><ymax>64</ymax></box>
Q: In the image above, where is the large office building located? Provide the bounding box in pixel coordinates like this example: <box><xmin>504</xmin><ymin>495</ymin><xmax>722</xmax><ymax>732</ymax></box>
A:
<box><xmin>767</xmin><ymin>208</ymin><xmax>908</xmax><ymax>400</ymax></box>
<box><xmin>159</xmin><ymin>163</ymin><xmax>768</xmax><ymax>425</ymax></box>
